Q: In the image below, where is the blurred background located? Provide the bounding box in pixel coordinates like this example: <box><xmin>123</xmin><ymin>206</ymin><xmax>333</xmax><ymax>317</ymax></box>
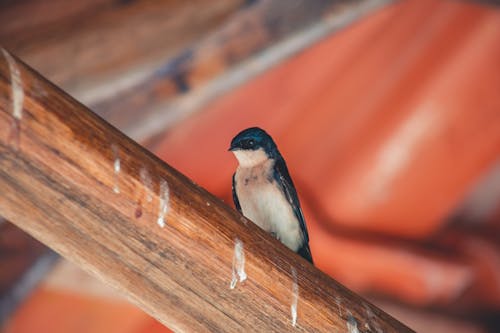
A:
<box><xmin>1</xmin><ymin>0</ymin><xmax>499</xmax><ymax>332</ymax></box>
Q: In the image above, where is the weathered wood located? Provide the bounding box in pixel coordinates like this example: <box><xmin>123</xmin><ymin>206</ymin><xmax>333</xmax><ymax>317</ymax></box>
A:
<box><xmin>0</xmin><ymin>49</ymin><xmax>414</xmax><ymax>332</ymax></box>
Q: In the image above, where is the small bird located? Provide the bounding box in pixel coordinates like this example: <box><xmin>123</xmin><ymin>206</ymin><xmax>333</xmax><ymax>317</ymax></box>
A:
<box><xmin>229</xmin><ymin>127</ymin><xmax>313</xmax><ymax>263</ymax></box>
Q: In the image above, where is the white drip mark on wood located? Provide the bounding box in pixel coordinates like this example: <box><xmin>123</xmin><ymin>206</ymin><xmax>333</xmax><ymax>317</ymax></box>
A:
<box><xmin>140</xmin><ymin>167</ymin><xmax>153</xmax><ymax>202</ymax></box>
<box><xmin>290</xmin><ymin>266</ymin><xmax>299</xmax><ymax>327</ymax></box>
<box><xmin>2</xmin><ymin>49</ymin><xmax>24</xmax><ymax>120</ymax></box>
<box><xmin>32</xmin><ymin>79</ymin><xmax>48</xmax><ymax>97</ymax></box>
<box><xmin>240</xmin><ymin>216</ymin><xmax>248</xmax><ymax>226</ymax></box>
<box><xmin>364</xmin><ymin>304</ymin><xmax>383</xmax><ymax>333</ymax></box>
<box><xmin>347</xmin><ymin>312</ymin><xmax>360</xmax><ymax>333</ymax></box>
<box><xmin>335</xmin><ymin>296</ymin><xmax>342</xmax><ymax>316</ymax></box>
<box><xmin>157</xmin><ymin>179</ymin><xmax>169</xmax><ymax>228</ymax></box>
<box><xmin>230</xmin><ymin>238</ymin><xmax>247</xmax><ymax>289</ymax></box>
<box><xmin>111</xmin><ymin>144</ymin><xmax>120</xmax><ymax>194</ymax></box>
<box><xmin>2</xmin><ymin>49</ymin><xmax>24</xmax><ymax>149</ymax></box>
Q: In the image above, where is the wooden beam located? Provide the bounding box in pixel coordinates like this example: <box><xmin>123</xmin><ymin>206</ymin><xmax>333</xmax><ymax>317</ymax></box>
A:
<box><xmin>0</xmin><ymin>49</ymin><xmax>414</xmax><ymax>332</ymax></box>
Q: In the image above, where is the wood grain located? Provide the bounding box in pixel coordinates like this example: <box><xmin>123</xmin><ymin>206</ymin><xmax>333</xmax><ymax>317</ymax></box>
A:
<box><xmin>0</xmin><ymin>50</ymin><xmax>414</xmax><ymax>332</ymax></box>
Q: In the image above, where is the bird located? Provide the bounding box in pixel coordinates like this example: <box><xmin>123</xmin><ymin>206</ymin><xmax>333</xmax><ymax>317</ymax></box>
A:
<box><xmin>229</xmin><ymin>127</ymin><xmax>313</xmax><ymax>263</ymax></box>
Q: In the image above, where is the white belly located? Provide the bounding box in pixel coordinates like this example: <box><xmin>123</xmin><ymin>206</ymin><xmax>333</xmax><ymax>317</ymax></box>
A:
<box><xmin>235</xmin><ymin>163</ymin><xmax>303</xmax><ymax>252</ymax></box>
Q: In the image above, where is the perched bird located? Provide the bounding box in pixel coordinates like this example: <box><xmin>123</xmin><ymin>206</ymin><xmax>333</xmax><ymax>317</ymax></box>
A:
<box><xmin>229</xmin><ymin>127</ymin><xmax>313</xmax><ymax>263</ymax></box>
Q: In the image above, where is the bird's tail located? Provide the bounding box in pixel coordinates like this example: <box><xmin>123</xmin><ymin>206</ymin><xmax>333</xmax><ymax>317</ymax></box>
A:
<box><xmin>298</xmin><ymin>243</ymin><xmax>314</xmax><ymax>264</ymax></box>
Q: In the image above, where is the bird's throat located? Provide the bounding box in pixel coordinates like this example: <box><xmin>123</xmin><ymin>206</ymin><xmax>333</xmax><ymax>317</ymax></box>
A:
<box><xmin>233</xmin><ymin>148</ymin><xmax>269</xmax><ymax>168</ymax></box>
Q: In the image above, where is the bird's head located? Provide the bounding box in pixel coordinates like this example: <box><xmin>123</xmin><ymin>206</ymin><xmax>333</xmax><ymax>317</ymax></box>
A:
<box><xmin>229</xmin><ymin>127</ymin><xmax>278</xmax><ymax>167</ymax></box>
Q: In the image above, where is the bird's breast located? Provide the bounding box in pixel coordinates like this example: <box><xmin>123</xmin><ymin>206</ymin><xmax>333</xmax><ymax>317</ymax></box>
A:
<box><xmin>235</xmin><ymin>161</ymin><xmax>303</xmax><ymax>252</ymax></box>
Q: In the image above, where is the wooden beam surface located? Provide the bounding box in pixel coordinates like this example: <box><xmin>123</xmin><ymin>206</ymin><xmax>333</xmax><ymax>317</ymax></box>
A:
<box><xmin>0</xmin><ymin>49</ymin><xmax>414</xmax><ymax>332</ymax></box>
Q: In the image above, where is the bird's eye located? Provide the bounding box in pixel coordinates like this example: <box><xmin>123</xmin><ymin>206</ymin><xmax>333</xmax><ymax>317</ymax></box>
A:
<box><xmin>248</xmin><ymin>139</ymin><xmax>255</xmax><ymax>146</ymax></box>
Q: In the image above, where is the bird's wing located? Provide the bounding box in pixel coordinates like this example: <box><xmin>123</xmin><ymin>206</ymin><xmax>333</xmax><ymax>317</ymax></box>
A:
<box><xmin>232</xmin><ymin>173</ymin><xmax>242</xmax><ymax>212</ymax></box>
<box><xmin>273</xmin><ymin>157</ymin><xmax>309</xmax><ymax>244</ymax></box>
